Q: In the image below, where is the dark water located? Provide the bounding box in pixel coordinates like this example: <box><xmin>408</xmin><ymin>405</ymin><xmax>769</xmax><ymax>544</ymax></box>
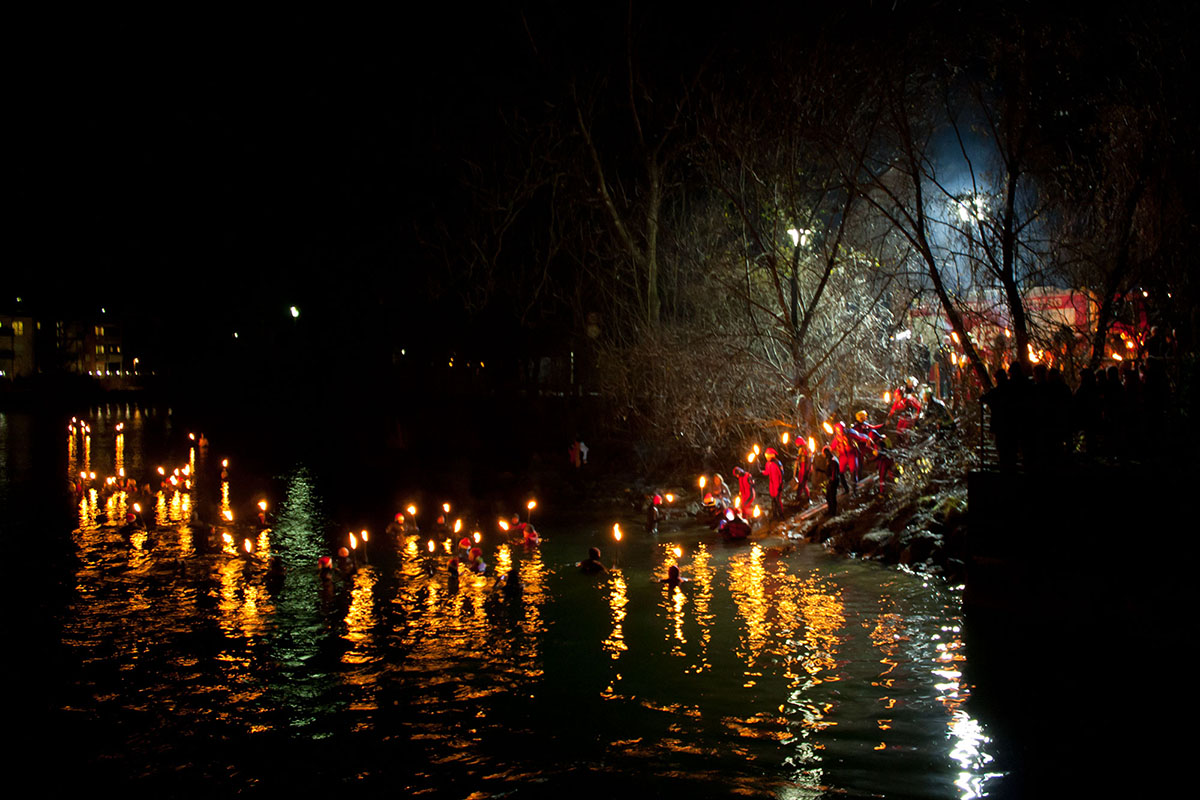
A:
<box><xmin>7</xmin><ymin>405</ymin><xmax>1005</xmax><ymax>798</ymax></box>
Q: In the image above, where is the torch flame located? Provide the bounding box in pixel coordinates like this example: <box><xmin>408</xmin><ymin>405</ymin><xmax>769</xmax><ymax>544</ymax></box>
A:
<box><xmin>823</xmin><ymin>421</ymin><xmax>834</xmax><ymax>435</ymax></box>
<box><xmin>258</xmin><ymin>500</ymin><xmax>268</xmax><ymax>511</ymax></box>
<box><xmin>498</xmin><ymin>519</ymin><xmax>510</xmax><ymax>531</ymax></box>
<box><xmin>672</xmin><ymin>546</ymin><xmax>683</xmax><ymax>558</ymax></box>
<box><xmin>753</xmin><ymin>444</ymin><xmax>761</xmax><ymax>455</ymax></box>
<box><xmin>698</xmin><ymin>476</ymin><xmax>706</xmax><ymax>490</ymax></box>
<box><xmin>808</xmin><ymin>436</ymin><xmax>816</xmax><ymax>453</ymax></box>
<box><xmin>442</xmin><ymin>502</ymin><xmax>451</xmax><ymax>513</ymax></box>
<box><xmin>747</xmin><ymin>452</ymin><xmax>756</xmax><ymax>463</ymax></box>
<box><xmin>407</xmin><ymin>504</ymin><xmax>417</xmax><ymax>516</ymax></box>
<box><xmin>753</xmin><ymin>505</ymin><xmax>762</xmax><ymax>518</ymax></box>
<box><xmin>454</xmin><ymin>518</ymin><xmax>463</xmax><ymax>533</ymax></box>
<box><xmin>473</xmin><ymin>531</ymin><xmax>481</xmax><ymax>543</ymax></box>
<box><xmin>527</xmin><ymin>500</ymin><xmax>537</xmax><ymax>511</ymax></box>
<box><xmin>781</xmin><ymin>432</ymin><xmax>790</xmax><ymax>445</ymax></box>
<box><xmin>349</xmin><ymin>533</ymin><xmax>357</xmax><ymax>549</ymax></box>
<box><xmin>613</xmin><ymin>523</ymin><xmax>622</xmax><ymax>542</ymax></box>
<box><xmin>361</xmin><ymin>529</ymin><xmax>369</xmax><ymax>542</ymax></box>
<box><xmin>665</xmin><ymin>493</ymin><xmax>675</xmax><ymax>503</ymax></box>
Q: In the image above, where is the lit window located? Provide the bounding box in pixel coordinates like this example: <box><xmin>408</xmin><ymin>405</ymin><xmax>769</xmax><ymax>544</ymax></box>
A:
<box><xmin>12</xmin><ymin>321</ymin><xmax>23</xmax><ymax>336</ymax></box>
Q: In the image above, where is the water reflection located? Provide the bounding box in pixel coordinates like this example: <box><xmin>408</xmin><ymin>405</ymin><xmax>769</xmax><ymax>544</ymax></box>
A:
<box><xmin>42</xmin><ymin>408</ymin><xmax>1003</xmax><ymax>797</ymax></box>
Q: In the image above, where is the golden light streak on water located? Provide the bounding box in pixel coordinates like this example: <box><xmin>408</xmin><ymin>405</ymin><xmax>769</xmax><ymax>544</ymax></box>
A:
<box><xmin>603</xmin><ymin>570</ymin><xmax>628</xmax><ymax>661</ymax></box>
<box><xmin>83</xmin><ymin>432</ymin><xmax>91</xmax><ymax>474</ymax></box>
<box><xmin>728</xmin><ymin>544</ymin><xmax>769</xmax><ymax>682</ymax></box>
<box><xmin>217</xmin><ymin>559</ymin><xmax>269</xmax><ymax>639</ymax></box>
<box><xmin>343</xmin><ymin>569</ymin><xmax>378</xmax><ymax>662</ymax></box>
<box><xmin>220</xmin><ymin>480</ymin><xmax>231</xmax><ymax>522</ymax></box>
<box><xmin>688</xmin><ymin>544</ymin><xmax>715</xmax><ymax>674</ymax></box>
<box><xmin>495</xmin><ymin>543</ymin><xmax>512</xmax><ymax>575</ymax></box>
<box><xmin>668</xmin><ymin>585</ymin><xmax>688</xmax><ymax>654</ymax></box>
<box><xmin>67</xmin><ymin>424</ymin><xmax>78</xmax><ymax>477</ymax></box>
<box><xmin>794</xmin><ymin>574</ymin><xmax>846</xmax><ymax>686</ymax></box>
<box><xmin>154</xmin><ymin>491</ymin><xmax>169</xmax><ymax>527</ymax></box>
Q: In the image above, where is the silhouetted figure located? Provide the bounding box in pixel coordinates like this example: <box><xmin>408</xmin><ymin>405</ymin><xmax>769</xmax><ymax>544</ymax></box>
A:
<box><xmin>579</xmin><ymin>547</ymin><xmax>607</xmax><ymax>575</ymax></box>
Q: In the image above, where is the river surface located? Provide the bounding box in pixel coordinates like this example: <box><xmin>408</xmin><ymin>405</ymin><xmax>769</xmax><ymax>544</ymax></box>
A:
<box><xmin>5</xmin><ymin>404</ymin><xmax>1005</xmax><ymax>798</ymax></box>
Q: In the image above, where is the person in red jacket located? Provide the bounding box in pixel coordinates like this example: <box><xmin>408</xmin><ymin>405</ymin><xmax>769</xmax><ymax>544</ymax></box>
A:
<box><xmin>888</xmin><ymin>385</ymin><xmax>922</xmax><ymax>433</ymax></box>
<box><xmin>852</xmin><ymin>410</ymin><xmax>893</xmax><ymax>495</ymax></box>
<box><xmin>793</xmin><ymin>444</ymin><xmax>812</xmax><ymax>506</ymax></box>
<box><xmin>831</xmin><ymin>421</ymin><xmax>857</xmax><ymax>495</ymax></box>
<box><xmin>732</xmin><ymin>466</ymin><xmax>756</xmax><ymax>518</ymax></box>
<box><xmin>762</xmin><ymin>447</ymin><xmax>785</xmax><ymax>520</ymax></box>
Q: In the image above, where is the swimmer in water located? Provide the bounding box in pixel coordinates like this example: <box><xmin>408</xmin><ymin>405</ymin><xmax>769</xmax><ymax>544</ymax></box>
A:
<box><xmin>660</xmin><ymin>564</ymin><xmax>687</xmax><ymax>588</ymax></box>
<box><xmin>493</xmin><ymin>567</ymin><xmax>522</xmax><ymax>597</ymax></box>
<box><xmin>578</xmin><ymin>547</ymin><xmax>608</xmax><ymax>575</ymax></box>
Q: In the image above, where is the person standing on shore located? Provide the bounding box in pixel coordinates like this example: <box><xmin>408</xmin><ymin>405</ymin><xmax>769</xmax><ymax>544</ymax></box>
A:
<box><xmin>763</xmin><ymin>448</ymin><xmax>784</xmax><ymax>520</ymax></box>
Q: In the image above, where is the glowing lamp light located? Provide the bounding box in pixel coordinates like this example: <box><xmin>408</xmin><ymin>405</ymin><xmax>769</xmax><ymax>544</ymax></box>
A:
<box><xmin>290</xmin><ymin>306</ymin><xmax>300</xmax><ymax>318</ymax></box>
<box><xmin>613</xmin><ymin>523</ymin><xmax>623</xmax><ymax>542</ymax></box>
<box><xmin>823</xmin><ymin>421</ymin><xmax>835</xmax><ymax>435</ymax></box>
<box><xmin>473</xmin><ymin>532</ymin><xmax>481</xmax><ymax>544</ymax></box>
<box><xmin>258</xmin><ymin>500</ymin><xmax>268</xmax><ymax>512</ymax></box>
<box><xmin>223</xmin><ymin>509</ymin><xmax>234</xmax><ymax>522</ymax></box>
<box><xmin>407</xmin><ymin>504</ymin><xmax>417</xmax><ymax>516</ymax></box>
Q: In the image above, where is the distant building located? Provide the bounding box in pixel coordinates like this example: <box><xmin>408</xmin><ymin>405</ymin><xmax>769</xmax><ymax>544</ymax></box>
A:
<box><xmin>0</xmin><ymin>314</ymin><xmax>35</xmax><ymax>378</ymax></box>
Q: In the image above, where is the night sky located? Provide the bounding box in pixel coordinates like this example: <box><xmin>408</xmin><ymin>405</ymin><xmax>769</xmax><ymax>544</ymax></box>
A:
<box><xmin>11</xmin><ymin>4</ymin><xmax>1196</xmax><ymax>381</ymax></box>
